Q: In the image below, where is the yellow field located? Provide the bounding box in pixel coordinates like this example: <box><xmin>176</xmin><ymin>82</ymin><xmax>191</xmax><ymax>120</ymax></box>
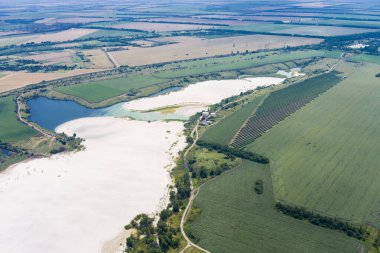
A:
<box><xmin>0</xmin><ymin>69</ymin><xmax>102</xmax><ymax>93</ymax></box>
<box><xmin>23</xmin><ymin>50</ymin><xmax>75</xmax><ymax>65</ymax></box>
<box><xmin>82</xmin><ymin>49</ymin><xmax>114</xmax><ymax>68</ymax></box>
<box><xmin>111</xmin><ymin>22</ymin><xmax>212</xmax><ymax>32</ymax></box>
<box><xmin>24</xmin><ymin>28</ymin><xmax>97</xmax><ymax>44</ymax></box>
<box><xmin>110</xmin><ymin>35</ymin><xmax>323</xmax><ymax>66</ymax></box>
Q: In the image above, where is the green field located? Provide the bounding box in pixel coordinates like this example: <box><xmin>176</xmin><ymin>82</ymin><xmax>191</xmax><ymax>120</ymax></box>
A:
<box><xmin>200</xmin><ymin>95</ymin><xmax>266</xmax><ymax>146</ymax></box>
<box><xmin>278</xmin><ymin>25</ymin><xmax>377</xmax><ymax>36</ymax></box>
<box><xmin>247</xmin><ymin>63</ymin><xmax>380</xmax><ymax>227</ymax></box>
<box><xmin>55</xmin><ymin>74</ymin><xmax>166</xmax><ymax>102</ymax></box>
<box><xmin>156</xmin><ymin>50</ymin><xmax>330</xmax><ymax>79</ymax></box>
<box><xmin>224</xmin><ymin>24</ymin><xmax>299</xmax><ymax>33</ymax></box>
<box><xmin>188</xmin><ymin>160</ymin><xmax>362</xmax><ymax>253</ymax></box>
<box><xmin>224</xmin><ymin>23</ymin><xmax>376</xmax><ymax>36</ymax></box>
<box><xmin>349</xmin><ymin>54</ymin><xmax>380</xmax><ymax>65</ymax></box>
<box><xmin>303</xmin><ymin>18</ymin><xmax>380</xmax><ymax>29</ymax></box>
<box><xmin>79</xmin><ymin>29</ymin><xmax>145</xmax><ymax>39</ymax></box>
<box><xmin>232</xmin><ymin>72</ymin><xmax>342</xmax><ymax>148</ymax></box>
<box><xmin>0</xmin><ymin>96</ymin><xmax>37</xmax><ymax>143</ymax></box>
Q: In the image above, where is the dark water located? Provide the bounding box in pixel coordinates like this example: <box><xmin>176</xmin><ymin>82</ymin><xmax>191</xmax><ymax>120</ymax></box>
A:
<box><xmin>27</xmin><ymin>97</ymin><xmax>107</xmax><ymax>131</ymax></box>
<box><xmin>0</xmin><ymin>148</ymin><xmax>10</xmax><ymax>157</ymax></box>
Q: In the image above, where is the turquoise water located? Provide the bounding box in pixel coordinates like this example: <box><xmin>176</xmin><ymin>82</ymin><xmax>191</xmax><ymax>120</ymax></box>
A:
<box><xmin>27</xmin><ymin>97</ymin><xmax>187</xmax><ymax>131</ymax></box>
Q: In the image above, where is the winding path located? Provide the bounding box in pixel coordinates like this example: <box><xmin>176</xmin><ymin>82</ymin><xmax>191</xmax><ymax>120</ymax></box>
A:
<box><xmin>180</xmin><ymin>120</ymin><xmax>212</xmax><ymax>253</ymax></box>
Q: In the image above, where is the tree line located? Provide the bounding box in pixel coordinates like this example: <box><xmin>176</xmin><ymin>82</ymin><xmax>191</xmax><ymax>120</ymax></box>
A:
<box><xmin>196</xmin><ymin>140</ymin><xmax>269</xmax><ymax>164</ymax></box>
<box><xmin>275</xmin><ymin>202</ymin><xmax>368</xmax><ymax>241</ymax></box>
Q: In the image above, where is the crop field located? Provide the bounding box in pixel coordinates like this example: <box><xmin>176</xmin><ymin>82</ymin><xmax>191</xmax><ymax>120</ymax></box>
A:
<box><xmin>247</xmin><ymin>63</ymin><xmax>380</xmax><ymax>227</ymax></box>
<box><xmin>188</xmin><ymin>160</ymin><xmax>362</xmax><ymax>253</ymax></box>
<box><xmin>142</xmin><ymin>17</ymin><xmax>258</xmax><ymax>26</ymax></box>
<box><xmin>224</xmin><ymin>24</ymin><xmax>302</xmax><ymax>33</ymax></box>
<box><xmin>0</xmin><ymin>35</ymin><xmax>36</xmax><ymax>47</ymax></box>
<box><xmin>277</xmin><ymin>26</ymin><xmax>379</xmax><ymax>37</ymax></box>
<box><xmin>79</xmin><ymin>29</ymin><xmax>144</xmax><ymax>39</ymax></box>
<box><xmin>232</xmin><ymin>73</ymin><xmax>342</xmax><ymax>148</ymax></box>
<box><xmin>0</xmin><ymin>96</ymin><xmax>37</xmax><ymax>143</ymax></box>
<box><xmin>155</xmin><ymin>50</ymin><xmax>334</xmax><ymax>79</ymax></box>
<box><xmin>0</xmin><ymin>69</ymin><xmax>101</xmax><ymax>93</ymax></box>
<box><xmin>110</xmin><ymin>35</ymin><xmax>322</xmax><ymax>66</ymax></box>
<box><xmin>55</xmin><ymin>74</ymin><xmax>166</xmax><ymax>102</ymax></box>
<box><xmin>24</xmin><ymin>28</ymin><xmax>98</xmax><ymax>44</ymax></box>
<box><xmin>23</xmin><ymin>50</ymin><xmax>75</xmax><ymax>65</ymax></box>
<box><xmin>302</xmin><ymin>19</ymin><xmax>380</xmax><ymax>29</ymax></box>
<box><xmin>111</xmin><ymin>22</ymin><xmax>212</xmax><ymax>32</ymax></box>
<box><xmin>348</xmin><ymin>54</ymin><xmax>380</xmax><ymax>65</ymax></box>
<box><xmin>225</xmin><ymin>23</ymin><xmax>379</xmax><ymax>36</ymax></box>
<box><xmin>200</xmin><ymin>95</ymin><xmax>266</xmax><ymax>146</ymax></box>
<box><xmin>82</xmin><ymin>49</ymin><xmax>114</xmax><ymax>69</ymax></box>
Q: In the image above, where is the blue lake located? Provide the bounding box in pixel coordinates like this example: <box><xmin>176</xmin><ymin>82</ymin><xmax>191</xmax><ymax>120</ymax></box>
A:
<box><xmin>27</xmin><ymin>96</ymin><xmax>188</xmax><ymax>131</ymax></box>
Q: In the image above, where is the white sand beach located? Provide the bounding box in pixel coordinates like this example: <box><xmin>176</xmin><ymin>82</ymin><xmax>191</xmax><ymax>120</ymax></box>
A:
<box><xmin>123</xmin><ymin>77</ymin><xmax>284</xmax><ymax>115</ymax></box>
<box><xmin>0</xmin><ymin>117</ymin><xmax>185</xmax><ymax>253</ymax></box>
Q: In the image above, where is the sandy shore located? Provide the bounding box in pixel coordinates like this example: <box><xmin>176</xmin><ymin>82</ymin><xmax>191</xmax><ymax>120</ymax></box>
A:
<box><xmin>0</xmin><ymin>117</ymin><xmax>185</xmax><ymax>253</ymax></box>
<box><xmin>123</xmin><ymin>77</ymin><xmax>284</xmax><ymax>116</ymax></box>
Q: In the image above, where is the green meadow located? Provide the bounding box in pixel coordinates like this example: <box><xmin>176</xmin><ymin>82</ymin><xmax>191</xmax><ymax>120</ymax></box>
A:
<box><xmin>0</xmin><ymin>96</ymin><xmax>37</xmax><ymax>143</ymax></box>
<box><xmin>55</xmin><ymin>75</ymin><xmax>166</xmax><ymax>103</ymax></box>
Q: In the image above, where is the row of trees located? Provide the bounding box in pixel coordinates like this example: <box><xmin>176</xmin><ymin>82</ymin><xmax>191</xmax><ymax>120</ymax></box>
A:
<box><xmin>196</xmin><ymin>140</ymin><xmax>269</xmax><ymax>164</ymax></box>
<box><xmin>275</xmin><ymin>203</ymin><xmax>368</xmax><ymax>241</ymax></box>
<box><xmin>0</xmin><ymin>58</ymin><xmax>75</xmax><ymax>72</ymax></box>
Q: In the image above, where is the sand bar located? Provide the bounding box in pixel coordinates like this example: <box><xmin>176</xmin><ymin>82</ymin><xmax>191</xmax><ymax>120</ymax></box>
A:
<box><xmin>123</xmin><ymin>77</ymin><xmax>284</xmax><ymax>115</ymax></box>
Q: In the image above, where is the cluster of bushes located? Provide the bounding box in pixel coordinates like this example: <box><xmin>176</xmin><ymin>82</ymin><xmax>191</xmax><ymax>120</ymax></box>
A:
<box><xmin>188</xmin><ymin>160</ymin><xmax>232</xmax><ymax>179</ymax></box>
<box><xmin>275</xmin><ymin>203</ymin><xmax>368</xmax><ymax>241</ymax></box>
<box><xmin>124</xmin><ymin>172</ymin><xmax>191</xmax><ymax>252</ymax></box>
<box><xmin>51</xmin><ymin>133</ymin><xmax>84</xmax><ymax>154</ymax></box>
<box><xmin>196</xmin><ymin>140</ymin><xmax>269</xmax><ymax>164</ymax></box>
<box><xmin>0</xmin><ymin>58</ymin><xmax>74</xmax><ymax>72</ymax></box>
<box><xmin>254</xmin><ymin>179</ymin><xmax>263</xmax><ymax>194</ymax></box>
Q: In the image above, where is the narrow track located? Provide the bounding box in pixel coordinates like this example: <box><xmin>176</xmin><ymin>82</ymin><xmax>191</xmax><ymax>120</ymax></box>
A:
<box><xmin>16</xmin><ymin>96</ymin><xmax>55</xmax><ymax>139</ymax></box>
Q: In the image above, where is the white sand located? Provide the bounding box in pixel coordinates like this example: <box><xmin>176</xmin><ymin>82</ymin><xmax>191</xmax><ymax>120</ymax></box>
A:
<box><xmin>123</xmin><ymin>77</ymin><xmax>284</xmax><ymax>115</ymax></box>
<box><xmin>0</xmin><ymin>117</ymin><xmax>185</xmax><ymax>253</ymax></box>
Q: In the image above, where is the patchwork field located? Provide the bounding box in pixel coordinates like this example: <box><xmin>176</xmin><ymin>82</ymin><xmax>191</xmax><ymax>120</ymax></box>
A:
<box><xmin>111</xmin><ymin>22</ymin><xmax>212</xmax><ymax>32</ymax></box>
<box><xmin>188</xmin><ymin>160</ymin><xmax>362</xmax><ymax>253</ymax></box>
<box><xmin>0</xmin><ymin>96</ymin><xmax>37</xmax><ymax>143</ymax></box>
<box><xmin>110</xmin><ymin>35</ymin><xmax>323</xmax><ymax>66</ymax></box>
<box><xmin>55</xmin><ymin>74</ymin><xmax>166</xmax><ymax>102</ymax></box>
<box><xmin>247</xmin><ymin>63</ymin><xmax>380</xmax><ymax>227</ymax></box>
